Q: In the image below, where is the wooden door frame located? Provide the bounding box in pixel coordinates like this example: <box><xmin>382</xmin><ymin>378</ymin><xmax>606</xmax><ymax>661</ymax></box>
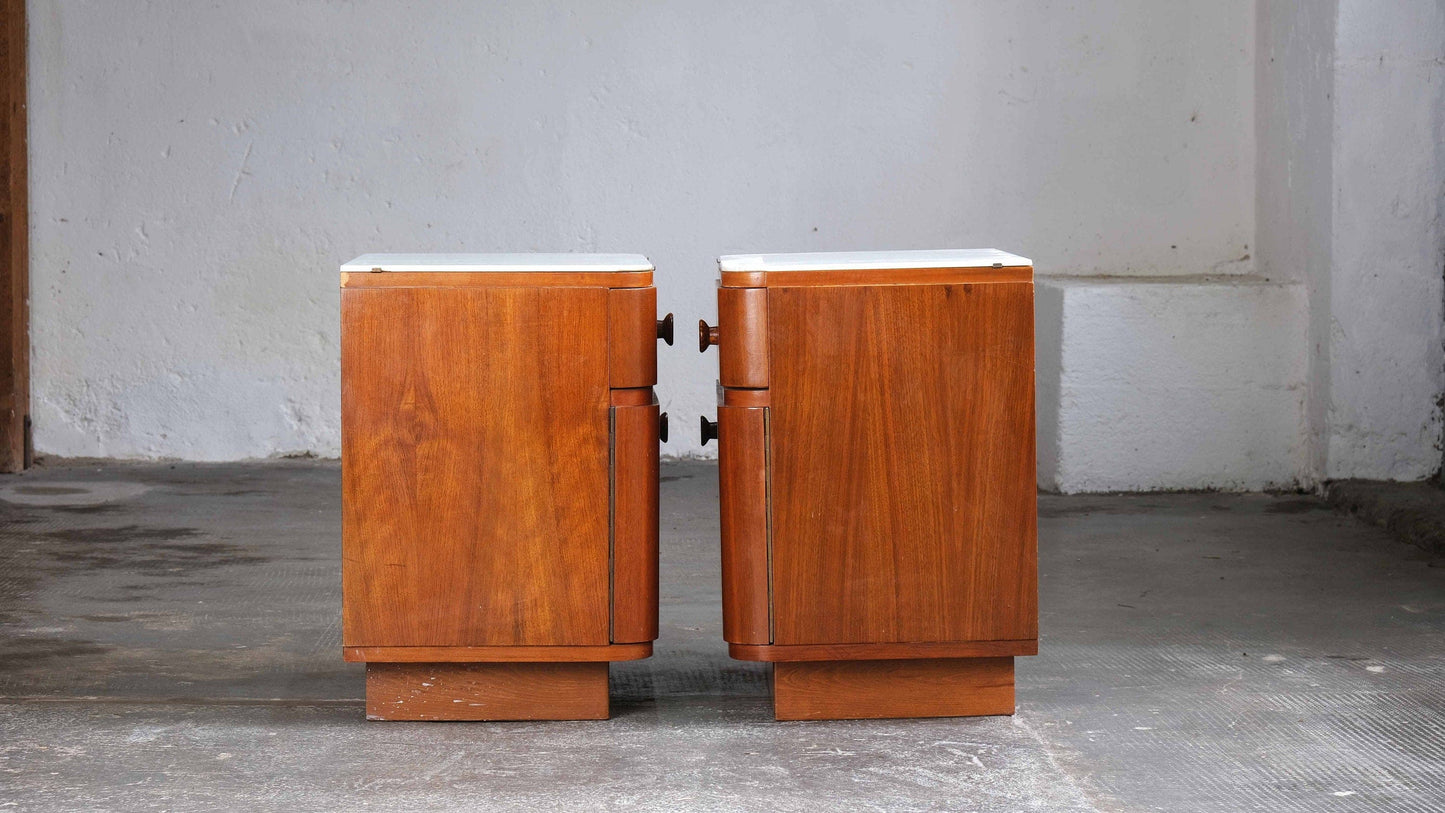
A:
<box><xmin>0</xmin><ymin>0</ymin><xmax>27</xmax><ymax>471</ymax></box>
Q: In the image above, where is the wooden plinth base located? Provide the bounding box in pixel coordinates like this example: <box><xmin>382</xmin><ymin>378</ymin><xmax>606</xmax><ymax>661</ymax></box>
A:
<box><xmin>365</xmin><ymin>662</ymin><xmax>610</xmax><ymax>721</ymax></box>
<box><xmin>771</xmin><ymin>657</ymin><xmax>1014</xmax><ymax>721</ymax></box>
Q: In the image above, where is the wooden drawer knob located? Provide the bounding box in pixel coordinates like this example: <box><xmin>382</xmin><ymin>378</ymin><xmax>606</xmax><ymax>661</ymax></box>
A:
<box><xmin>698</xmin><ymin>319</ymin><xmax>719</xmax><ymax>353</ymax></box>
<box><xmin>700</xmin><ymin>416</ymin><xmax>718</xmax><ymax>445</ymax></box>
<box><xmin>656</xmin><ymin>314</ymin><xmax>674</xmax><ymax>346</ymax></box>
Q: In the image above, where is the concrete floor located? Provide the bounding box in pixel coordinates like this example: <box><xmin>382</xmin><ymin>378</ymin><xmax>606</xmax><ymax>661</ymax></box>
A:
<box><xmin>0</xmin><ymin>461</ymin><xmax>1442</xmax><ymax>811</ymax></box>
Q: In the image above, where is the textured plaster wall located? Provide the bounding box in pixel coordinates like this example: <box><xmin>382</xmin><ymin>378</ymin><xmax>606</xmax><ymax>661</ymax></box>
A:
<box><xmin>1256</xmin><ymin>0</ymin><xmax>1337</xmax><ymax>481</ymax></box>
<box><xmin>1047</xmin><ymin>0</ymin><xmax>1445</xmax><ymax>491</ymax></box>
<box><xmin>1255</xmin><ymin>0</ymin><xmax>1445</xmax><ymax>485</ymax></box>
<box><xmin>27</xmin><ymin>1</ymin><xmax>1256</xmax><ymax>460</ymax></box>
<box><xmin>1036</xmin><ymin>276</ymin><xmax>1307</xmax><ymax>493</ymax></box>
<box><xmin>1325</xmin><ymin>0</ymin><xmax>1445</xmax><ymax>480</ymax></box>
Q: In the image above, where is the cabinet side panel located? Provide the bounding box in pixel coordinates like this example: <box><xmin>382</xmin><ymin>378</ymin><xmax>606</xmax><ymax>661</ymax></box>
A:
<box><xmin>608</xmin><ymin>286</ymin><xmax>657</xmax><ymax>388</ymax></box>
<box><xmin>768</xmin><ymin>282</ymin><xmax>1037</xmax><ymax>645</ymax></box>
<box><xmin>342</xmin><ymin>286</ymin><xmax>611</xmax><ymax>647</ymax></box>
<box><xmin>611</xmin><ymin>400</ymin><xmax>660</xmax><ymax>644</ymax></box>
<box><xmin>719</xmin><ymin>404</ymin><xmax>771</xmax><ymax>644</ymax></box>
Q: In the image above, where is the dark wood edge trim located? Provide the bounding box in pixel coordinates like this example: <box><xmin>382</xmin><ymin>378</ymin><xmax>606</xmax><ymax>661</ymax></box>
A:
<box><xmin>729</xmin><ymin>640</ymin><xmax>1037</xmax><ymax>662</ymax></box>
<box><xmin>344</xmin><ymin>643</ymin><xmax>653</xmax><ymax>663</ymax></box>
<box><xmin>1</xmin><ymin>0</ymin><xmax>28</xmax><ymax>473</ymax></box>
<box><xmin>340</xmin><ymin>272</ymin><xmax>654</xmax><ymax>289</ymax></box>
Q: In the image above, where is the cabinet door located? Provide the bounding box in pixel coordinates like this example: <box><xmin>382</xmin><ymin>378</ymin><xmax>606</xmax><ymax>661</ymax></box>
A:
<box><xmin>719</xmin><ymin>403</ymin><xmax>770</xmax><ymax>645</ymax></box>
<box><xmin>767</xmin><ymin>282</ymin><xmax>1037</xmax><ymax>645</ymax></box>
<box><xmin>342</xmin><ymin>286</ymin><xmax>611</xmax><ymax>647</ymax></box>
<box><xmin>610</xmin><ymin>398</ymin><xmax>659</xmax><ymax>644</ymax></box>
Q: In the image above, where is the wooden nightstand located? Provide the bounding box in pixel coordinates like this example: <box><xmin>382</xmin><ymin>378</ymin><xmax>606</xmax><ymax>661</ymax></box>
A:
<box><xmin>702</xmin><ymin>249</ymin><xmax>1038</xmax><ymax>720</ymax></box>
<box><xmin>340</xmin><ymin>253</ymin><xmax>670</xmax><ymax>720</ymax></box>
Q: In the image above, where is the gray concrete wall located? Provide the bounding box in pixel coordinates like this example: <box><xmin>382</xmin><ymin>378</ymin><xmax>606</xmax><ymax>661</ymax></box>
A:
<box><xmin>1326</xmin><ymin>0</ymin><xmax>1445</xmax><ymax>480</ymax></box>
<box><xmin>1256</xmin><ymin>0</ymin><xmax>1337</xmax><ymax>482</ymax></box>
<box><xmin>1256</xmin><ymin>0</ymin><xmax>1445</xmax><ymax>486</ymax></box>
<box><xmin>26</xmin><ymin>0</ymin><xmax>1257</xmax><ymax>462</ymax></box>
<box><xmin>1036</xmin><ymin>275</ymin><xmax>1307</xmax><ymax>493</ymax></box>
<box><xmin>26</xmin><ymin>1</ymin><xmax>1442</xmax><ymax>490</ymax></box>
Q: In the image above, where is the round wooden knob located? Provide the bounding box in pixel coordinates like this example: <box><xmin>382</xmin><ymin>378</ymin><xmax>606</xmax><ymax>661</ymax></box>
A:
<box><xmin>700</xmin><ymin>415</ymin><xmax>717</xmax><ymax>445</ymax></box>
<box><xmin>656</xmin><ymin>314</ymin><xmax>674</xmax><ymax>346</ymax></box>
<box><xmin>699</xmin><ymin>319</ymin><xmax>719</xmax><ymax>353</ymax></box>
<box><xmin>658</xmin><ymin>412</ymin><xmax>669</xmax><ymax>443</ymax></box>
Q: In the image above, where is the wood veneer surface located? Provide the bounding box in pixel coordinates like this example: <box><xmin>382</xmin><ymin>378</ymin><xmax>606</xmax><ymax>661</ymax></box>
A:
<box><xmin>608</xmin><ymin>287</ymin><xmax>659</xmax><ymax>387</ymax></box>
<box><xmin>718</xmin><ymin>287</ymin><xmax>769</xmax><ymax>388</ymax></box>
<box><xmin>730</xmin><ymin>639</ymin><xmax>1036</xmax><ymax>662</ymax></box>
<box><xmin>767</xmin><ymin>282</ymin><xmax>1037</xmax><ymax>646</ymax></box>
<box><xmin>341</xmin><ymin>286</ymin><xmax>611</xmax><ymax>648</ymax></box>
<box><xmin>366</xmin><ymin>662</ymin><xmax>610</xmax><ymax>721</ymax></box>
<box><xmin>719</xmin><ymin>404</ymin><xmax>770</xmax><ymax>645</ymax></box>
<box><xmin>344</xmin><ymin>643</ymin><xmax>651</xmax><ymax>663</ymax></box>
<box><xmin>772</xmin><ymin>657</ymin><xmax>1015</xmax><ymax>720</ymax></box>
<box><xmin>611</xmin><ymin>398</ymin><xmax>660</xmax><ymax>643</ymax></box>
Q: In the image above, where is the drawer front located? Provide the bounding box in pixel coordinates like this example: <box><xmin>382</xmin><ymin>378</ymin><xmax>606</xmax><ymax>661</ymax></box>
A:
<box><xmin>717</xmin><ymin>286</ymin><xmax>769</xmax><ymax>388</ymax></box>
<box><xmin>608</xmin><ymin>286</ymin><xmax>658</xmax><ymax>388</ymax></box>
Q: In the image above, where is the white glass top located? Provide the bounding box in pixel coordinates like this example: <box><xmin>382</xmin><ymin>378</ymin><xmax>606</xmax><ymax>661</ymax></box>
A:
<box><xmin>342</xmin><ymin>253</ymin><xmax>654</xmax><ymax>273</ymax></box>
<box><xmin>717</xmin><ymin>249</ymin><xmax>1031</xmax><ymax>272</ymax></box>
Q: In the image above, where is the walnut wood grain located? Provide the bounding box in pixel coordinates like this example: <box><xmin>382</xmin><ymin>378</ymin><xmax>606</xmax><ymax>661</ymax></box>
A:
<box><xmin>721</xmin><ymin>388</ymin><xmax>770</xmax><ymax>407</ymax></box>
<box><xmin>717</xmin><ymin>287</ymin><xmax>768</xmax><ymax>388</ymax></box>
<box><xmin>730</xmin><ymin>639</ymin><xmax>1036</xmax><ymax>662</ymax></box>
<box><xmin>611</xmin><ymin>395</ymin><xmax>660</xmax><ymax>644</ymax></box>
<box><xmin>719</xmin><ymin>265</ymin><xmax>1029</xmax><ymax>288</ymax></box>
<box><xmin>718</xmin><ymin>270</ymin><xmax>767</xmax><ymax>288</ymax></box>
<box><xmin>719</xmin><ymin>404</ymin><xmax>770</xmax><ymax>645</ymax></box>
<box><xmin>343</xmin><ymin>643</ymin><xmax>652</xmax><ymax>662</ymax></box>
<box><xmin>768</xmin><ymin>281</ymin><xmax>1037</xmax><ymax>646</ymax></box>
<box><xmin>772</xmin><ymin>657</ymin><xmax>1014</xmax><ymax>721</ymax></box>
<box><xmin>341</xmin><ymin>270</ymin><xmax>652</xmax><ymax>289</ymax></box>
<box><xmin>608</xmin><ymin>286</ymin><xmax>658</xmax><ymax>387</ymax></box>
<box><xmin>366</xmin><ymin>662</ymin><xmax>610</xmax><ymax>721</ymax></box>
<box><xmin>0</xmin><ymin>0</ymin><xmax>28</xmax><ymax>472</ymax></box>
<box><xmin>609</xmin><ymin>388</ymin><xmax>653</xmax><ymax>407</ymax></box>
<box><xmin>341</xmin><ymin>285</ymin><xmax>611</xmax><ymax>647</ymax></box>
